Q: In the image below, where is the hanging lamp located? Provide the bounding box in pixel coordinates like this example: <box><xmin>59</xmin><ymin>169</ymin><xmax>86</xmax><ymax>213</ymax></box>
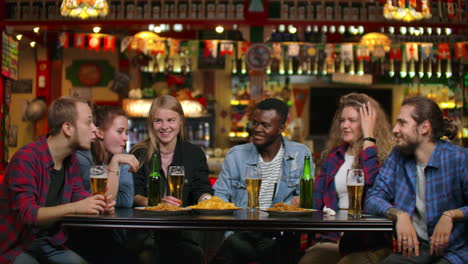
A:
<box><xmin>383</xmin><ymin>0</ymin><xmax>431</xmax><ymax>22</ymax></box>
<box><xmin>60</xmin><ymin>0</ymin><xmax>109</xmax><ymax>19</ymax></box>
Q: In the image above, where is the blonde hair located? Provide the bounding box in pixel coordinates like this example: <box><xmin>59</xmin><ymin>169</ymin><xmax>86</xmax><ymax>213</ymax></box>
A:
<box><xmin>322</xmin><ymin>93</ymin><xmax>394</xmax><ymax>167</ymax></box>
<box><xmin>130</xmin><ymin>95</ymin><xmax>186</xmax><ymax>163</ymax></box>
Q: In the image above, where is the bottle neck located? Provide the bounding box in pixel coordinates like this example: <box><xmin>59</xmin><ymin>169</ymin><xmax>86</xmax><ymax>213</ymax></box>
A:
<box><xmin>151</xmin><ymin>154</ymin><xmax>161</xmax><ymax>176</ymax></box>
<box><xmin>302</xmin><ymin>157</ymin><xmax>312</xmax><ymax>180</ymax></box>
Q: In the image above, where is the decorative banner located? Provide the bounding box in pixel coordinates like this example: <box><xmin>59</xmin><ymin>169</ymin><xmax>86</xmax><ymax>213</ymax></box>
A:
<box><xmin>389</xmin><ymin>45</ymin><xmax>402</xmax><ymax>61</ymax></box>
<box><xmin>220</xmin><ymin>42</ymin><xmax>234</xmax><ymax>56</ymax></box>
<box><xmin>88</xmin><ymin>34</ymin><xmax>101</xmax><ymax>51</ymax></box>
<box><xmin>272</xmin><ymin>43</ymin><xmax>282</xmax><ymax>59</ymax></box>
<box><xmin>356</xmin><ymin>45</ymin><xmax>370</xmax><ymax>61</ymax></box>
<box><xmin>341</xmin><ymin>44</ymin><xmax>353</xmax><ymax>65</ymax></box>
<box><xmin>454</xmin><ymin>42</ymin><xmax>467</xmax><ymax>59</ymax></box>
<box><xmin>447</xmin><ymin>0</ymin><xmax>455</xmax><ymax>20</ymax></box>
<box><xmin>168</xmin><ymin>39</ymin><xmax>180</xmax><ymax>57</ymax></box>
<box><xmin>420</xmin><ymin>43</ymin><xmax>433</xmax><ymax>60</ymax></box>
<box><xmin>103</xmin><ymin>35</ymin><xmax>116</xmax><ymax>52</ymax></box>
<box><xmin>405</xmin><ymin>42</ymin><xmax>419</xmax><ymax>61</ymax></box>
<box><xmin>438</xmin><ymin>43</ymin><xmax>451</xmax><ymax>60</ymax></box>
<box><xmin>324</xmin><ymin>44</ymin><xmax>335</xmax><ymax>61</ymax></box>
<box><xmin>187</xmin><ymin>40</ymin><xmax>199</xmax><ymax>56</ymax></box>
<box><xmin>238</xmin><ymin>41</ymin><xmax>250</xmax><ymax>59</ymax></box>
<box><xmin>152</xmin><ymin>41</ymin><xmax>166</xmax><ymax>55</ymax></box>
<box><xmin>74</xmin><ymin>33</ymin><xmax>86</xmax><ymax>49</ymax></box>
<box><xmin>372</xmin><ymin>45</ymin><xmax>386</xmax><ymax>60</ymax></box>
<box><xmin>292</xmin><ymin>88</ymin><xmax>309</xmax><ymax>118</ymax></box>
<box><xmin>204</xmin><ymin>40</ymin><xmax>218</xmax><ymax>58</ymax></box>
<box><xmin>287</xmin><ymin>44</ymin><xmax>300</xmax><ymax>57</ymax></box>
<box><xmin>59</xmin><ymin>32</ymin><xmax>69</xmax><ymax>48</ymax></box>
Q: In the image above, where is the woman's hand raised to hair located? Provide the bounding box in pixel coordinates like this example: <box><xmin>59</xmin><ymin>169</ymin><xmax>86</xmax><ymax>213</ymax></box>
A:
<box><xmin>359</xmin><ymin>102</ymin><xmax>377</xmax><ymax>139</ymax></box>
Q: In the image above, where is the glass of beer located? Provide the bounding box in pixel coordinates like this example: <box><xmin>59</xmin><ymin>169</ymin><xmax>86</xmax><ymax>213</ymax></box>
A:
<box><xmin>90</xmin><ymin>165</ymin><xmax>108</xmax><ymax>195</ymax></box>
<box><xmin>245</xmin><ymin>166</ymin><xmax>262</xmax><ymax>211</ymax></box>
<box><xmin>346</xmin><ymin>169</ymin><xmax>364</xmax><ymax>219</ymax></box>
<box><xmin>168</xmin><ymin>166</ymin><xmax>185</xmax><ymax>201</ymax></box>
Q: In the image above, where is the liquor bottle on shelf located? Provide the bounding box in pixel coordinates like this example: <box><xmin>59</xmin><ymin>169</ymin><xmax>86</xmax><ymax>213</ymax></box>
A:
<box><xmin>204</xmin><ymin>122</ymin><xmax>210</xmax><ymax>147</ymax></box>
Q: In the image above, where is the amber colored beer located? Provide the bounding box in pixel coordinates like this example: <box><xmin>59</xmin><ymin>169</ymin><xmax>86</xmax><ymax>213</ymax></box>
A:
<box><xmin>246</xmin><ymin>178</ymin><xmax>262</xmax><ymax>210</ymax></box>
<box><xmin>90</xmin><ymin>176</ymin><xmax>107</xmax><ymax>195</ymax></box>
<box><xmin>168</xmin><ymin>174</ymin><xmax>185</xmax><ymax>200</ymax></box>
<box><xmin>347</xmin><ymin>184</ymin><xmax>364</xmax><ymax>218</ymax></box>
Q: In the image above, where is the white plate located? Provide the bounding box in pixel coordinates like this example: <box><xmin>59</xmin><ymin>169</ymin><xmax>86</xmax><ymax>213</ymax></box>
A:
<box><xmin>261</xmin><ymin>209</ymin><xmax>317</xmax><ymax>217</ymax></box>
<box><xmin>134</xmin><ymin>206</ymin><xmax>192</xmax><ymax>216</ymax></box>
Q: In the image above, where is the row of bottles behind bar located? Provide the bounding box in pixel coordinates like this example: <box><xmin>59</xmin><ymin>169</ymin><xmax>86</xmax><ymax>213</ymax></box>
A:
<box><xmin>5</xmin><ymin>0</ymin><xmax>467</xmax><ymax>23</ymax></box>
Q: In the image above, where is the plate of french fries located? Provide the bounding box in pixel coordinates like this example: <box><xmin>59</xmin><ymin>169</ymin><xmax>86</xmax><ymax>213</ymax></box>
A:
<box><xmin>135</xmin><ymin>203</ymin><xmax>192</xmax><ymax>216</ymax></box>
<box><xmin>188</xmin><ymin>196</ymin><xmax>241</xmax><ymax>215</ymax></box>
<box><xmin>261</xmin><ymin>202</ymin><xmax>316</xmax><ymax>217</ymax></box>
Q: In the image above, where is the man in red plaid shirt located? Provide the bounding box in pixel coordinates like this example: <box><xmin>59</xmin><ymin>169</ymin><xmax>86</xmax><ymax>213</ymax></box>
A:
<box><xmin>0</xmin><ymin>96</ymin><xmax>116</xmax><ymax>264</ymax></box>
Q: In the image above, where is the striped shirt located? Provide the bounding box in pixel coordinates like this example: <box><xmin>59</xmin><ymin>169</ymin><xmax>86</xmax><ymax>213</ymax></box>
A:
<box><xmin>258</xmin><ymin>144</ymin><xmax>284</xmax><ymax>209</ymax></box>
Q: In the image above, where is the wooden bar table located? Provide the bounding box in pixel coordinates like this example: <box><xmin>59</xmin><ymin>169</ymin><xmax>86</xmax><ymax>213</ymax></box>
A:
<box><xmin>62</xmin><ymin>209</ymin><xmax>393</xmax><ymax>232</ymax></box>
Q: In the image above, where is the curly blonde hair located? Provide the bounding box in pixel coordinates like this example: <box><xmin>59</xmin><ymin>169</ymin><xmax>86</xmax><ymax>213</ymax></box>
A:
<box><xmin>321</xmin><ymin>93</ymin><xmax>394</xmax><ymax>167</ymax></box>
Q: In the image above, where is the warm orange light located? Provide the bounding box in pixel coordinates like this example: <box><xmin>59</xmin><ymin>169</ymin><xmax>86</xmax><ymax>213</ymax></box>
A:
<box><xmin>61</xmin><ymin>0</ymin><xmax>109</xmax><ymax>19</ymax></box>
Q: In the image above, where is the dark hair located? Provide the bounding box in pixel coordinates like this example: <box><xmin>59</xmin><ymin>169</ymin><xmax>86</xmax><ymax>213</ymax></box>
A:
<box><xmin>48</xmin><ymin>96</ymin><xmax>88</xmax><ymax>135</ymax></box>
<box><xmin>91</xmin><ymin>105</ymin><xmax>127</xmax><ymax>164</ymax></box>
<box><xmin>93</xmin><ymin>105</ymin><xmax>127</xmax><ymax>130</ymax></box>
<box><xmin>402</xmin><ymin>96</ymin><xmax>458</xmax><ymax>141</ymax></box>
<box><xmin>256</xmin><ymin>98</ymin><xmax>289</xmax><ymax>124</ymax></box>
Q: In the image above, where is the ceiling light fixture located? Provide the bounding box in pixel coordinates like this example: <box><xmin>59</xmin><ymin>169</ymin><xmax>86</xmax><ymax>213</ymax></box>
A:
<box><xmin>60</xmin><ymin>0</ymin><xmax>109</xmax><ymax>19</ymax></box>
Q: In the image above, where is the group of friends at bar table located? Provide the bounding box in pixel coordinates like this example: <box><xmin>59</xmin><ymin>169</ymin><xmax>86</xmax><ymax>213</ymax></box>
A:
<box><xmin>0</xmin><ymin>92</ymin><xmax>465</xmax><ymax>264</ymax></box>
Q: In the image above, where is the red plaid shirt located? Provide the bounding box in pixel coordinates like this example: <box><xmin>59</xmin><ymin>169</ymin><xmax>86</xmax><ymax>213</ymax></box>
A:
<box><xmin>0</xmin><ymin>136</ymin><xmax>89</xmax><ymax>263</ymax></box>
<box><xmin>313</xmin><ymin>144</ymin><xmax>380</xmax><ymax>243</ymax></box>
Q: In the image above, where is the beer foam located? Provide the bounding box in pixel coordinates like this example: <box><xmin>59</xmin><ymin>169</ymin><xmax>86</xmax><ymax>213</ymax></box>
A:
<box><xmin>90</xmin><ymin>175</ymin><xmax>107</xmax><ymax>179</ymax></box>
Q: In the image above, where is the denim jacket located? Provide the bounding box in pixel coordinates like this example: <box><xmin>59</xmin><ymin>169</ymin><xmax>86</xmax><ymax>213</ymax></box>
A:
<box><xmin>214</xmin><ymin>137</ymin><xmax>312</xmax><ymax>209</ymax></box>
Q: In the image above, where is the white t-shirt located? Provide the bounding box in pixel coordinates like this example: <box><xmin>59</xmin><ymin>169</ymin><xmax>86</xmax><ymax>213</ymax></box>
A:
<box><xmin>334</xmin><ymin>154</ymin><xmax>355</xmax><ymax>209</ymax></box>
<box><xmin>258</xmin><ymin>145</ymin><xmax>284</xmax><ymax>209</ymax></box>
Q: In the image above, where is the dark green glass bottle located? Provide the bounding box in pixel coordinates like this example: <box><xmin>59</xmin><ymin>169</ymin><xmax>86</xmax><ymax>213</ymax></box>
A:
<box><xmin>300</xmin><ymin>156</ymin><xmax>314</xmax><ymax>209</ymax></box>
<box><xmin>148</xmin><ymin>153</ymin><xmax>162</xmax><ymax>206</ymax></box>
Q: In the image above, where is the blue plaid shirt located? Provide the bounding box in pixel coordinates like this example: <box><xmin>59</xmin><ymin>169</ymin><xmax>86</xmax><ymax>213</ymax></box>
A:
<box><xmin>365</xmin><ymin>140</ymin><xmax>468</xmax><ymax>264</ymax></box>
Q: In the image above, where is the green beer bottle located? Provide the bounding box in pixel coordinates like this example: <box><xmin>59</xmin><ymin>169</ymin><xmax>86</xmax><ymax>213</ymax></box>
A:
<box><xmin>148</xmin><ymin>153</ymin><xmax>162</xmax><ymax>206</ymax></box>
<box><xmin>300</xmin><ymin>155</ymin><xmax>314</xmax><ymax>209</ymax></box>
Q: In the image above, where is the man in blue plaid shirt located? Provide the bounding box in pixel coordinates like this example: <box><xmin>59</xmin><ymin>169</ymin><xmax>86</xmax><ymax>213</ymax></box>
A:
<box><xmin>365</xmin><ymin>96</ymin><xmax>467</xmax><ymax>264</ymax></box>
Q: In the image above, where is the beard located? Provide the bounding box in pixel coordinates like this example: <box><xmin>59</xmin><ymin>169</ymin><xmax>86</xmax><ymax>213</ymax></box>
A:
<box><xmin>396</xmin><ymin>141</ymin><xmax>417</xmax><ymax>157</ymax></box>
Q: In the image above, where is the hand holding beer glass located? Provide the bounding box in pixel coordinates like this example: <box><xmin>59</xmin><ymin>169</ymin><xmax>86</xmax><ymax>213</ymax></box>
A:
<box><xmin>246</xmin><ymin>166</ymin><xmax>262</xmax><ymax>211</ymax></box>
<box><xmin>168</xmin><ymin>166</ymin><xmax>185</xmax><ymax>202</ymax></box>
<box><xmin>347</xmin><ymin>169</ymin><xmax>364</xmax><ymax>219</ymax></box>
<box><xmin>90</xmin><ymin>165</ymin><xmax>108</xmax><ymax>195</ymax></box>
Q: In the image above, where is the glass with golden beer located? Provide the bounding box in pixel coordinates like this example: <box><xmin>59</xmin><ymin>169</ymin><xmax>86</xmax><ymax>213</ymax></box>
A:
<box><xmin>245</xmin><ymin>166</ymin><xmax>262</xmax><ymax>211</ymax></box>
<box><xmin>90</xmin><ymin>165</ymin><xmax>108</xmax><ymax>195</ymax></box>
<box><xmin>168</xmin><ymin>166</ymin><xmax>185</xmax><ymax>201</ymax></box>
<box><xmin>346</xmin><ymin>169</ymin><xmax>364</xmax><ymax>219</ymax></box>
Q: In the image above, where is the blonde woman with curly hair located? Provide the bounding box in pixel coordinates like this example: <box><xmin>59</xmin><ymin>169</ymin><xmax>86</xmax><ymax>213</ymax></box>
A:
<box><xmin>299</xmin><ymin>93</ymin><xmax>394</xmax><ymax>264</ymax></box>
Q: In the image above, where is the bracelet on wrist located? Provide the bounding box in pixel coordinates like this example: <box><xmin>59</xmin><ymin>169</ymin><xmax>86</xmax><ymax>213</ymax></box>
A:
<box><xmin>363</xmin><ymin>137</ymin><xmax>376</xmax><ymax>143</ymax></box>
<box><xmin>442</xmin><ymin>212</ymin><xmax>453</xmax><ymax>221</ymax></box>
<box><xmin>108</xmin><ymin>168</ymin><xmax>120</xmax><ymax>176</ymax></box>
